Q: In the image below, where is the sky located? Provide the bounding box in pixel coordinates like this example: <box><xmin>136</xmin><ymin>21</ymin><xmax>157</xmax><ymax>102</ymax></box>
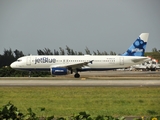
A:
<box><xmin>0</xmin><ymin>0</ymin><xmax>160</xmax><ymax>55</ymax></box>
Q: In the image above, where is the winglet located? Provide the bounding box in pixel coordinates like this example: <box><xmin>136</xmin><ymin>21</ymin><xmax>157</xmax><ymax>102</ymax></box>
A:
<box><xmin>89</xmin><ymin>60</ymin><xmax>94</xmax><ymax>64</ymax></box>
<box><xmin>122</xmin><ymin>33</ymin><xmax>149</xmax><ymax>56</ymax></box>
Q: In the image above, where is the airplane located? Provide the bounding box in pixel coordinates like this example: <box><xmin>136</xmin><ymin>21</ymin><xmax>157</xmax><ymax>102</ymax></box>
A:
<box><xmin>10</xmin><ymin>33</ymin><xmax>150</xmax><ymax>78</ymax></box>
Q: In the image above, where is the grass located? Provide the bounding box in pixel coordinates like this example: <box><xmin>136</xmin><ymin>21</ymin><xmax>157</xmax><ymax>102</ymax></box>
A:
<box><xmin>0</xmin><ymin>87</ymin><xmax>160</xmax><ymax>117</ymax></box>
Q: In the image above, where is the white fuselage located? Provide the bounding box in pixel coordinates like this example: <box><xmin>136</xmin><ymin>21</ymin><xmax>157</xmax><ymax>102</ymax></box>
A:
<box><xmin>10</xmin><ymin>55</ymin><xmax>149</xmax><ymax>71</ymax></box>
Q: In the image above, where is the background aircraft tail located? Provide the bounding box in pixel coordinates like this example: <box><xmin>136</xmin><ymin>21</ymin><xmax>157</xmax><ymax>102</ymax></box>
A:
<box><xmin>122</xmin><ymin>33</ymin><xmax>149</xmax><ymax>56</ymax></box>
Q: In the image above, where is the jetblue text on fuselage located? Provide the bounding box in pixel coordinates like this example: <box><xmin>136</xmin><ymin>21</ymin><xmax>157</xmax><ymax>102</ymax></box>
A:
<box><xmin>35</xmin><ymin>57</ymin><xmax>56</xmax><ymax>64</ymax></box>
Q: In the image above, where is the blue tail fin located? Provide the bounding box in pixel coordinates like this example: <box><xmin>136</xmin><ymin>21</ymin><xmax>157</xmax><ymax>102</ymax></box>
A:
<box><xmin>122</xmin><ymin>33</ymin><xmax>149</xmax><ymax>56</ymax></box>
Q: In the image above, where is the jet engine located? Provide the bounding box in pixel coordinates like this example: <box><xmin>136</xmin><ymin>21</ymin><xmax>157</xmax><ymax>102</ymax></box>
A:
<box><xmin>50</xmin><ymin>67</ymin><xmax>69</xmax><ymax>75</ymax></box>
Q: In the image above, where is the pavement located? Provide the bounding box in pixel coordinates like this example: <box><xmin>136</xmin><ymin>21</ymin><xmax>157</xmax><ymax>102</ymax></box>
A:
<box><xmin>0</xmin><ymin>80</ymin><xmax>160</xmax><ymax>87</ymax></box>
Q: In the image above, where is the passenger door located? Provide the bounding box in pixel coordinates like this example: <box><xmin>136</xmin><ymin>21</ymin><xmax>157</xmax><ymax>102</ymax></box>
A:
<box><xmin>119</xmin><ymin>57</ymin><xmax>124</xmax><ymax>65</ymax></box>
<box><xmin>26</xmin><ymin>57</ymin><xmax>31</xmax><ymax>65</ymax></box>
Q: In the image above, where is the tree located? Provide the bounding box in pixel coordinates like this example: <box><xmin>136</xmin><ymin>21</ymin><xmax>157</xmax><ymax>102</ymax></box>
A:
<box><xmin>37</xmin><ymin>49</ymin><xmax>44</xmax><ymax>55</ymax></box>
<box><xmin>77</xmin><ymin>52</ymin><xmax>84</xmax><ymax>55</ymax></box>
<box><xmin>37</xmin><ymin>48</ymin><xmax>53</xmax><ymax>55</ymax></box>
<box><xmin>71</xmin><ymin>49</ymin><xmax>75</xmax><ymax>55</ymax></box>
<box><xmin>74</xmin><ymin>51</ymin><xmax>78</xmax><ymax>55</ymax></box>
<box><xmin>59</xmin><ymin>47</ymin><xmax>65</xmax><ymax>55</ymax></box>
<box><xmin>85</xmin><ymin>47</ymin><xmax>91</xmax><ymax>55</ymax></box>
<box><xmin>14</xmin><ymin>49</ymin><xmax>24</xmax><ymax>59</ymax></box>
<box><xmin>54</xmin><ymin>49</ymin><xmax>59</xmax><ymax>55</ymax></box>
<box><xmin>110</xmin><ymin>51</ymin><xmax>114</xmax><ymax>55</ymax></box>
<box><xmin>65</xmin><ymin>46</ymin><xmax>76</xmax><ymax>55</ymax></box>
<box><xmin>97</xmin><ymin>50</ymin><xmax>101</xmax><ymax>55</ymax></box>
<box><xmin>93</xmin><ymin>51</ymin><xmax>97</xmax><ymax>55</ymax></box>
<box><xmin>113</xmin><ymin>52</ymin><xmax>116</xmax><ymax>55</ymax></box>
<box><xmin>152</xmin><ymin>48</ymin><xmax>158</xmax><ymax>52</ymax></box>
<box><xmin>66</xmin><ymin>45</ymin><xmax>72</xmax><ymax>55</ymax></box>
<box><xmin>0</xmin><ymin>49</ymin><xmax>15</xmax><ymax>67</ymax></box>
<box><xmin>102</xmin><ymin>51</ymin><xmax>108</xmax><ymax>55</ymax></box>
<box><xmin>45</xmin><ymin>48</ymin><xmax>53</xmax><ymax>55</ymax></box>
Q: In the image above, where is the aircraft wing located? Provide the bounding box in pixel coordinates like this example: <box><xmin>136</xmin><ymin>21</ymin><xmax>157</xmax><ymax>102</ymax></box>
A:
<box><xmin>50</xmin><ymin>60</ymin><xmax>93</xmax><ymax>69</ymax></box>
<box><xmin>131</xmin><ymin>58</ymin><xmax>149</xmax><ymax>63</ymax></box>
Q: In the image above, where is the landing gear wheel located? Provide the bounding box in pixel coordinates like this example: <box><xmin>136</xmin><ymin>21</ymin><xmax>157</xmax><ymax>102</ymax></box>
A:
<box><xmin>74</xmin><ymin>73</ymin><xmax>80</xmax><ymax>78</ymax></box>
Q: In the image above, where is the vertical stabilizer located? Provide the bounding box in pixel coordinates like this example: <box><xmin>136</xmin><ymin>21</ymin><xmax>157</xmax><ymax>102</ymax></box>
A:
<box><xmin>122</xmin><ymin>33</ymin><xmax>149</xmax><ymax>56</ymax></box>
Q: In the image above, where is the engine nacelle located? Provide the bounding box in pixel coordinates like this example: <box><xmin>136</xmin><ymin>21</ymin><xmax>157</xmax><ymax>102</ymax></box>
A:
<box><xmin>51</xmin><ymin>68</ymin><xmax>68</xmax><ymax>75</ymax></box>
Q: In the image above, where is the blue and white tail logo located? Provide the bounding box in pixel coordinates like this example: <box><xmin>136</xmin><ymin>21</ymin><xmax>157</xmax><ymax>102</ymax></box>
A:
<box><xmin>122</xmin><ymin>33</ymin><xmax>149</xmax><ymax>56</ymax></box>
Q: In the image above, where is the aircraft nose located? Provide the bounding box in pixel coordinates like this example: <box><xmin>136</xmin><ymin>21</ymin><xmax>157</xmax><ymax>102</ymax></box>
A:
<box><xmin>10</xmin><ymin>62</ymin><xmax>16</xmax><ymax>68</ymax></box>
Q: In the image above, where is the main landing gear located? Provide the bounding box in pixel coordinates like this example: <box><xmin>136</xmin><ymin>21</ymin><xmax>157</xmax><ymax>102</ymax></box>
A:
<box><xmin>72</xmin><ymin>69</ymin><xmax>80</xmax><ymax>78</ymax></box>
<box><xmin>74</xmin><ymin>73</ymin><xmax>80</xmax><ymax>78</ymax></box>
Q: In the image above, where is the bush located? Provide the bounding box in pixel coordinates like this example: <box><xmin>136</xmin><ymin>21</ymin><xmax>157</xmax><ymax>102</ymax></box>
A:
<box><xmin>0</xmin><ymin>67</ymin><xmax>51</xmax><ymax>77</ymax></box>
<box><xmin>1</xmin><ymin>102</ymin><xmax>159</xmax><ymax>120</ymax></box>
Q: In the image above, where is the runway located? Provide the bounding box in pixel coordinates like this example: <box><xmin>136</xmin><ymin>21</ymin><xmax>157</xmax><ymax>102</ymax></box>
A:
<box><xmin>0</xmin><ymin>80</ymin><xmax>160</xmax><ymax>87</ymax></box>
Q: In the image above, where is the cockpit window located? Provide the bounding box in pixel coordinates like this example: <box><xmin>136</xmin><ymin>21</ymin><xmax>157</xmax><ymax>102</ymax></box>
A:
<box><xmin>17</xmin><ymin>59</ymin><xmax>22</xmax><ymax>62</ymax></box>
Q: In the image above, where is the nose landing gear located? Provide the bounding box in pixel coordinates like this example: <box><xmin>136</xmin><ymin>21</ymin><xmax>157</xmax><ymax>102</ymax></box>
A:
<box><xmin>29</xmin><ymin>71</ymin><xmax>31</xmax><ymax>77</ymax></box>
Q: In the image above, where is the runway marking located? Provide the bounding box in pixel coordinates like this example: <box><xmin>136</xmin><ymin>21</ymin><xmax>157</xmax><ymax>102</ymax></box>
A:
<box><xmin>81</xmin><ymin>78</ymin><xmax>86</xmax><ymax>80</ymax></box>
